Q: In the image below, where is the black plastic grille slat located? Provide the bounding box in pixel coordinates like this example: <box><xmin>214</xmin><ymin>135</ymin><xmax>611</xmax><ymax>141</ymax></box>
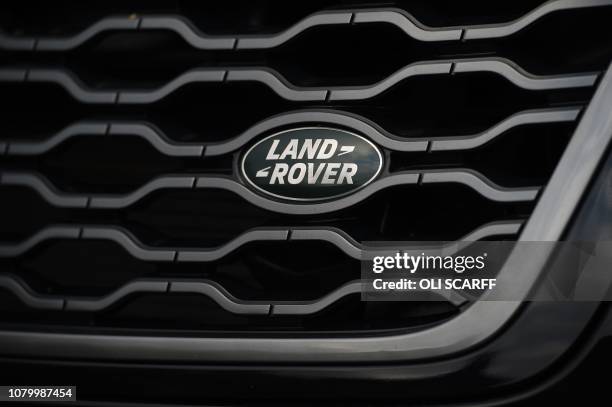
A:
<box><xmin>0</xmin><ymin>1</ymin><xmax>553</xmax><ymax>36</ymax></box>
<box><xmin>2</xmin><ymin>1</ymin><xmax>611</xmax><ymax>50</ymax></box>
<box><xmin>0</xmin><ymin>76</ymin><xmax>591</xmax><ymax>146</ymax></box>
<box><xmin>0</xmin><ymin>0</ymin><xmax>609</xmax><ymax>333</ymax></box>
<box><xmin>0</xmin><ymin>107</ymin><xmax>581</xmax><ymax>157</ymax></box>
<box><xmin>0</xmin><ymin>169</ymin><xmax>539</xmax><ymax>214</ymax></box>
<box><xmin>0</xmin><ymin>60</ymin><xmax>599</xmax><ymax>104</ymax></box>
<box><xmin>0</xmin><ymin>221</ymin><xmax>522</xmax><ymax>262</ymax></box>
<box><xmin>0</xmin><ymin>274</ymin><xmax>467</xmax><ymax>315</ymax></box>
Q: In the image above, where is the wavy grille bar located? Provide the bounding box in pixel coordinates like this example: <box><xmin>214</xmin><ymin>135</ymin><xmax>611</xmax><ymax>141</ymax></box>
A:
<box><xmin>0</xmin><ymin>107</ymin><xmax>581</xmax><ymax>157</ymax></box>
<box><xmin>2</xmin><ymin>1</ymin><xmax>612</xmax><ymax>51</ymax></box>
<box><xmin>0</xmin><ymin>170</ymin><xmax>539</xmax><ymax>213</ymax></box>
<box><xmin>0</xmin><ymin>221</ymin><xmax>521</xmax><ymax>262</ymax></box>
<box><xmin>0</xmin><ymin>59</ymin><xmax>597</xmax><ymax>104</ymax></box>
<box><xmin>0</xmin><ymin>274</ymin><xmax>467</xmax><ymax>315</ymax></box>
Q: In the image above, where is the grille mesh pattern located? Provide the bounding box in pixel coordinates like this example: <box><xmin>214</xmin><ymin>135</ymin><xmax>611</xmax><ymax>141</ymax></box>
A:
<box><xmin>1</xmin><ymin>0</ymin><xmax>611</xmax><ymax>333</ymax></box>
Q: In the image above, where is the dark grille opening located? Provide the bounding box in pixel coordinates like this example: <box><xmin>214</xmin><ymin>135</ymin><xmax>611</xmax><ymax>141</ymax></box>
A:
<box><xmin>1</xmin><ymin>0</ymin><xmax>610</xmax><ymax>337</ymax></box>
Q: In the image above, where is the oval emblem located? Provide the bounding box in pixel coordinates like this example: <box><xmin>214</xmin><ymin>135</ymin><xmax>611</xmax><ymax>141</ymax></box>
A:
<box><xmin>240</xmin><ymin>127</ymin><xmax>383</xmax><ymax>201</ymax></box>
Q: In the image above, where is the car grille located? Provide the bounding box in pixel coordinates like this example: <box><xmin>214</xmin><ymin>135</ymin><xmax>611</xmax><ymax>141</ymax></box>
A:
<box><xmin>0</xmin><ymin>0</ymin><xmax>611</xmax><ymax>335</ymax></box>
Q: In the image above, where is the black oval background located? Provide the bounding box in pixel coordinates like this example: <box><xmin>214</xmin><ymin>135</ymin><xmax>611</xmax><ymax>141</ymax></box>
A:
<box><xmin>241</xmin><ymin>127</ymin><xmax>383</xmax><ymax>201</ymax></box>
